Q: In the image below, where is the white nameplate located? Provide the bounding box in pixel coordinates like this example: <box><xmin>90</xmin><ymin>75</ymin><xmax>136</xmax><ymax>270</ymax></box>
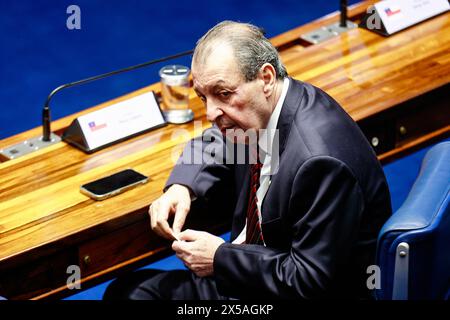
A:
<box><xmin>363</xmin><ymin>0</ymin><xmax>449</xmax><ymax>35</ymax></box>
<box><xmin>74</xmin><ymin>91</ymin><xmax>165</xmax><ymax>151</ymax></box>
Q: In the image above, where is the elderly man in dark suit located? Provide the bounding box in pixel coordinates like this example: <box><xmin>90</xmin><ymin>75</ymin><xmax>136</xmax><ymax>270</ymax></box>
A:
<box><xmin>103</xmin><ymin>21</ymin><xmax>391</xmax><ymax>300</ymax></box>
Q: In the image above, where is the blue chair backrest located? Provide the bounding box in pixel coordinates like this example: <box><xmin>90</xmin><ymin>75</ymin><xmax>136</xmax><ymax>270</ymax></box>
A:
<box><xmin>376</xmin><ymin>141</ymin><xmax>450</xmax><ymax>300</ymax></box>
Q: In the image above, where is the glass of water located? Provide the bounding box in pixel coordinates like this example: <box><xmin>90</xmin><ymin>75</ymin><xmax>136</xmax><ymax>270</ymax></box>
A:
<box><xmin>159</xmin><ymin>65</ymin><xmax>194</xmax><ymax>124</ymax></box>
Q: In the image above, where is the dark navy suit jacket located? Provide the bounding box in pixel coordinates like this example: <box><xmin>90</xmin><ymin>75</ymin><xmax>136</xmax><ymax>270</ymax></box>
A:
<box><xmin>166</xmin><ymin>78</ymin><xmax>392</xmax><ymax>299</ymax></box>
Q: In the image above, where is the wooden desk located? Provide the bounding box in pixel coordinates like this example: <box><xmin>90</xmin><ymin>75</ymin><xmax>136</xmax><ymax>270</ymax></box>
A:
<box><xmin>1</xmin><ymin>0</ymin><xmax>449</xmax><ymax>299</ymax></box>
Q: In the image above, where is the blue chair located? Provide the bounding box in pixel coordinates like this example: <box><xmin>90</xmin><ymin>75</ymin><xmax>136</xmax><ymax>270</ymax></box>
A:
<box><xmin>376</xmin><ymin>141</ymin><xmax>450</xmax><ymax>300</ymax></box>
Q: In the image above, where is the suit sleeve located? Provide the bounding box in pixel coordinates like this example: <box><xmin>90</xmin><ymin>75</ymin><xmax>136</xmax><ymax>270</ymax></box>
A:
<box><xmin>213</xmin><ymin>156</ymin><xmax>365</xmax><ymax>299</ymax></box>
<box><xmin>165</xmin><ymin>126</ymin><xmax>232</xmax><ymax>201</ymax></box>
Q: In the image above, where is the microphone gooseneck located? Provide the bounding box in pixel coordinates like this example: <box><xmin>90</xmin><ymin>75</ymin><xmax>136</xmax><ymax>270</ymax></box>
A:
<box><xmin>41</xmin><ymin>49</ymin><xmax>194</xmax><ymax>141</ymax></box>
<box><xmin>42</xmin><ymin>107</ymin><xmax>51</xmax><ymax>141</ymax></box>
<box><xmin>340</xmin><ymin>0</ymin><xmax>348</xmax><ymax>28</ymax></box>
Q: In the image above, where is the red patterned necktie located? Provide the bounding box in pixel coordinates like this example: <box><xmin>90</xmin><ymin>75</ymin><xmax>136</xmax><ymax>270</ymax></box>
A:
<box><xmin>245</xmin><ymin>157</ymin><xmax>264</xmax><ymax>245</ymax></box>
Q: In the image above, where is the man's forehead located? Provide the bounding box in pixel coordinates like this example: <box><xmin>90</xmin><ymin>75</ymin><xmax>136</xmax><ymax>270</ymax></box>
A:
<box><xmin>192</xmin><ymin>63</ymin><xmax>240</xmax><ymax>91</ymax></box>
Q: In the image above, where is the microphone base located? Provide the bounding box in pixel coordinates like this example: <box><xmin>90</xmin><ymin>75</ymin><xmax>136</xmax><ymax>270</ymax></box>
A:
<box><xmin>0</xmin><ymin>133</ymin><xmax>61</xmax><ymax>160</ymax></box>
<box><xmin>300</xmin><ymin>20</ymin><xmax>357</xmax><ymax>45</ymax></box>
<box><xmin>327</xmin><ymin>20</ymin><xmax>358</xmax><ymax>35</ymax></box>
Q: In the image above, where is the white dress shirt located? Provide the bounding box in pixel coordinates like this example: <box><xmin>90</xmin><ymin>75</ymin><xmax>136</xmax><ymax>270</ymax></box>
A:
<box><xmin>233</xmin><ymin>77</ymin><xmax>290</xmax><ymax>245</ymax></box>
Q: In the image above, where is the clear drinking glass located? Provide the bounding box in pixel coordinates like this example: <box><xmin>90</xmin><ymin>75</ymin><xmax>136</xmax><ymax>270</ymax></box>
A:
<box><xmin>159</xmin><ymin>65</ymin><xmax>194</xmax><ymax>124</ymax></box>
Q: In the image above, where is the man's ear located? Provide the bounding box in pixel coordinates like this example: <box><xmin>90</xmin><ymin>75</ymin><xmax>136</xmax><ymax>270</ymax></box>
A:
<box><xmin>258</xmin><ymin>63</ymin><xmax>277</xmax><ymax>98</ymax></box>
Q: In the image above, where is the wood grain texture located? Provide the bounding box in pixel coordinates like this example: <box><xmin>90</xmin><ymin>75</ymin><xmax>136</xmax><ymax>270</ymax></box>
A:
<box><xmin>0</xmin><ymin>0</ymin><xmax>449</xmax><ymax>299</ymax></box>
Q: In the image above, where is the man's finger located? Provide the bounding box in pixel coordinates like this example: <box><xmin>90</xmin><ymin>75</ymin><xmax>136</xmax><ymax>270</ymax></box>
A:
<box><xmin>172</xmin><ymin>239</ymin><xmax>195</xmax><ymax>254</ymax></box>
<box><xmin>172</xmin><ymin>239</ymin><xmax>186</xmax><ymax>252</ymax></box>
<box><xmin>172</xmin><ymin>203</ymin><xmax>189</xmax><ymax>235</ymax></box>
<box><xmin>150</xmin><ymin>200</ymin><xmax>174</xmax><ymax>238</ymax></box>
<box><xmin>166</xmin><ymin>229</ymin><xmax>180</xmax><ymax>241</ymax></box>
<box><xmin>178</xmin><ymin>229</ymin><xmax>204</xmax><ymax>241</ymax></box>
<box><xmin>157</xmin><ymin>219</ymin><xmax>175</xmax><ymax>240</ymax></box>
<box><xmin>149</xmin><ymin>203</ymin><xmax>157</xmax><ymax>230</ymax></box>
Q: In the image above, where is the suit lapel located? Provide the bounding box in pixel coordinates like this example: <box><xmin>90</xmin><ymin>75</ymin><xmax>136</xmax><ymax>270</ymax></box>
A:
<box><xmin>260</xmin><ymin>78</ymin><xmax>304</xmax><ymax>222</ymax></box>
<box><xmin>233</xmin><ymin>78</ymin><xmax>306</xmax><ymax>239</ymax></box>
<box><xmin>277</xmin><ymin>78</ymin><xmax>304</xmax><ymax>156</ymax></box>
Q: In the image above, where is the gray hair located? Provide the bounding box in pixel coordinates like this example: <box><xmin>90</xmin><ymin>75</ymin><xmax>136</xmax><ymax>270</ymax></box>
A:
<box><xmin>193</xmin><ymin>21</ymin><xmax>288</xmax><ymax>82</ymax></box>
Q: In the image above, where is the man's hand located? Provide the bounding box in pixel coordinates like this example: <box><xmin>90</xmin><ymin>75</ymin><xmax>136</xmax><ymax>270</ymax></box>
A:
<box><xmin>172</xmin><ymin>230</ymin><xmax>225</xmax><ymax>278</ymax></box>
<box><xmin>149</xmin><ymin>184</ymin><xmax>192</xmax><ymax>240</ymax></box>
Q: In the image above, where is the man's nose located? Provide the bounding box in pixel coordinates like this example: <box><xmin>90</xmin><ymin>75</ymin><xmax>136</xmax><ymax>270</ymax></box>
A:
<box><xmin>206</xmin><ymin>100</ymin><xmax>223</xmax><ymax>123</ymax></box>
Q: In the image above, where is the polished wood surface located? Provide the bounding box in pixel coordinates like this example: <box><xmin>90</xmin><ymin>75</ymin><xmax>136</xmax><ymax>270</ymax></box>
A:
<box><xmin>1</xmin><ymin>0</ymin><xmax>449</xmax><ymax>299</ymax></box>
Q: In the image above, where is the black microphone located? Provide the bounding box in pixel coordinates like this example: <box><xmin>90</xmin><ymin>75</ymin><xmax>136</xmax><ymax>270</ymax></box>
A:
<box><xmin>340</xmin><ymin>0</ymin><xmax>348</xmax><ymax>28</ymax></box>
<box><xmin>42</xmin><ymin>49</ymin><xmax>194</xmax><ymax>142</ymax></box>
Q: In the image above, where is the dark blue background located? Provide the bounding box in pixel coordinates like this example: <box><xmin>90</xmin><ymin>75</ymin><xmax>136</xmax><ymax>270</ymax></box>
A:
<box><xmin>0</xmin><ymin>0</ymin><xmax>359</xmax><ymax>139</ymax></box>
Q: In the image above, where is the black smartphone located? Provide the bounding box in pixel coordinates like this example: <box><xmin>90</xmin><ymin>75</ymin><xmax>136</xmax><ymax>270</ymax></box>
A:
<box><xmin>80</xmin><ymin>169</ymin><xmax>149</xmax><ymax>200</ymax></box>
